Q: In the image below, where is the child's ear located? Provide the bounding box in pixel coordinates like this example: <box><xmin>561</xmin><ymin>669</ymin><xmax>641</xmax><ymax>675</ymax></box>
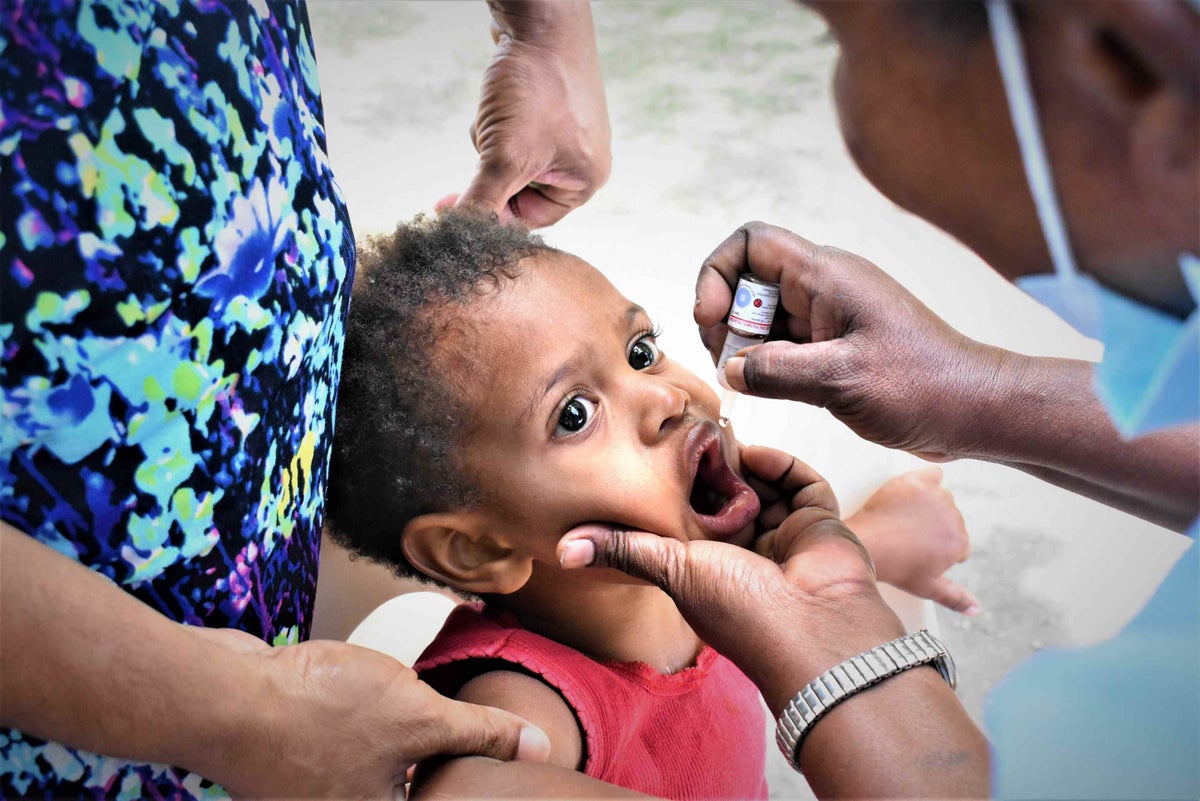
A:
<box><xmin>402</xmin><ymin>512</ymin><xmax>533</xmax><ymax>595</ymax></box>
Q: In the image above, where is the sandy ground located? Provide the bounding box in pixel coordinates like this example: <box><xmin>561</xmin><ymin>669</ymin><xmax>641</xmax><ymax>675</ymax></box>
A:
<box><xmin>307</xmin><ymin>2</ymin><xmax>1190</xmax><ymax>797</ymax></box>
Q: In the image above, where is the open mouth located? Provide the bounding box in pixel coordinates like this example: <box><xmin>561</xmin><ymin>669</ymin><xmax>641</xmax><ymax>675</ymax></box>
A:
<box><xmin>685</xmin><ymin>422</ymin><xmax>761</xmax><ymax>540</ymax></box>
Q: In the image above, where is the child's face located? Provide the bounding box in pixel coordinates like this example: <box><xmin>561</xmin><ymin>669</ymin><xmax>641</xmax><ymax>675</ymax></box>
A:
<box><xmin>446</xmin><ymin>252</ymin><xmax>761</xmax><ymax>568</ymax></box>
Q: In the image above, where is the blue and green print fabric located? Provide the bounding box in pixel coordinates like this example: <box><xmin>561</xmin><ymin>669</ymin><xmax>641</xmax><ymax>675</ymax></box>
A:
<box><xmin>0</xmin><ymin>0</ymin><xmax>354</xmax><ymax>795</ymax></box>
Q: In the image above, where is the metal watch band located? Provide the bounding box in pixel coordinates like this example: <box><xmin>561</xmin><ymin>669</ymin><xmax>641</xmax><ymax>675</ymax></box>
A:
<box><xmin>774</xmin><ymin>629</ymin><xmax>958</xmax><ymax>772</ymax></box>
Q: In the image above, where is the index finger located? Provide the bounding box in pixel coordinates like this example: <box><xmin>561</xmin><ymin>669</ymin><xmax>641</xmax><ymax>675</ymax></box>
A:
<box><xmin>694</xmin><ymin>221</ymin><xmax>822</xmax><ymax>328</ymax></box>
<box><xmin>740</xmin><ymin>444</ymin><xmax>840</xmax><ymax>518</ymax></box>
<box><xmin>458</xmin><ymin>156</ymin><xmax>535</xmax><ymax>221</ymax></box>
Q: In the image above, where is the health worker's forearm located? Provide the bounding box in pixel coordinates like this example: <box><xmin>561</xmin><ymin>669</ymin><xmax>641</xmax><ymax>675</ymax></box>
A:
<box><xmin>736</xmin><ymin>588</ymin><xmax>990</xmax><ymax>799</ymax></box>
<box><xmin>0</xmin><ymin>522</ymin><xmax>258</xmax><ymax>784</ymax></box>
<box><xmin>797</xmin><ymin>661</ymin><xmax>991</xmax><ymax>798</ymax></box>
<box><xmin>958</xmin><ymin>350</ymin><xmax>1199</xmax><ymax>531</ymax></box>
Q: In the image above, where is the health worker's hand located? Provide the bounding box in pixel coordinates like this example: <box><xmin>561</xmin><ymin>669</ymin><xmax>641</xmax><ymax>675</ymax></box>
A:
<box><xmin>556</xmin><ymin>447</ymin><xmax>989</xmax><ymax>796</ymax></box>
<box><xmin>695</xmin><ymin>222</ymin><xmax>1011</xmax><ymax>462</ymax></box>
<box><xmin>196</xmin><ymin>630</ymin><xmax>550</xmax><ymax>799</ymax></box>
<box><xmin>557</xmin><ymin>445</ymin><xmax>904</xmax><ymax>716</ymax></box>
<box><xmin>451</xmin><ymin>0</ymin><xmax>610</xmax><ymax>228</ymax></box>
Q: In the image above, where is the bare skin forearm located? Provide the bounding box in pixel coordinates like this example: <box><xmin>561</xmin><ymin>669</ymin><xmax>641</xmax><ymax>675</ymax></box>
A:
<box><xmin>0</xmin><ymin>522</ymin><xmax>256</xmax><ymax>783</ymax></box>
<box><xmin>415</xmin><ymin>758</ymin><xmax>656</xmax><ymax>800</ymax></box>
<box><xmin>799</xmin><ymin>666</ymin><xmax>990</xmax><ymax>798</ymax></box>
<box><xmin>749</xmin><ymin>594</ymin><xmax>990</xmax><ymax>799</ymax></box>
<box><xmin>956</xmin><ymin>348</ymin><xmax>1198</xmax><ymax>531</ymax></box>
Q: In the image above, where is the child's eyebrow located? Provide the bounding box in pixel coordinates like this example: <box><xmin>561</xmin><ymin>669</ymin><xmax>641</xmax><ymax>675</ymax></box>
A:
<box><xmin>624</xmin><ymin>304</ymin><xmax>650</xmax><ymax>327</ymax></box>
<box><xmin>522</xmin><ymin>305</ymin><xmax>649</xmax><ymax>425</ymax></box>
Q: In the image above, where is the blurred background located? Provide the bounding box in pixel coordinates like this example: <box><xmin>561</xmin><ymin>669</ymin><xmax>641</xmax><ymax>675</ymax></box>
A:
<box><xmin>307</xmin><ymin>2</ymin><xmax>1188</xmax><ymax>796</ymax></box>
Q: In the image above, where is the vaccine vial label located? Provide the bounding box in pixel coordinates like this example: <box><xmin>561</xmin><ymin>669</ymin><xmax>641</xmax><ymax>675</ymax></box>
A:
<box><xmin>727</xmin><ymin>277</ymin><xmax>780</xmax><ymax>337</ymax></box>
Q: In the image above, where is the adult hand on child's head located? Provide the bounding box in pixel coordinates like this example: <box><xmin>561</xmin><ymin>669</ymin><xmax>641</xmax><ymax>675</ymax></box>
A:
<box><xmin>694</xmin><ymin>222</ymin><xmax>1010</xmax><ymax>462</ymax></box>
<box><xmin>453</xmin><ymin>0</ymin><xmax>610</xmax><ymax>229</ymax></box>
<box><xmin>846</xmin><ymin>467</ymin><xmax>980</xmax><ymax>616</ymax></box>
<box><xmin>202</xmin><ymin>635</ymin><xmax>550</xmax><ymax>799</ymax></box>
<box><xmin>557</xmin><ymin>445</ymin><xmax>905</xmax><ymax>715</ymax></box>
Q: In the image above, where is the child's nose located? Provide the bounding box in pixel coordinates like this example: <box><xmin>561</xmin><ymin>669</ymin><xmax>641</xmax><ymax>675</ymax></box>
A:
<box><xmin>637</xmin><ymin>377</ymin><xmax>689</xmax><ymax>444</ymax></box>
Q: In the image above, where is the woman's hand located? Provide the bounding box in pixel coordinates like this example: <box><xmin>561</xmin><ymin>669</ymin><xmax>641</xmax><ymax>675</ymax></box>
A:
<box><xmin>0</xmin><ymin>525</ymin><xmax>549</xmax><ymax>801</ymax></box>
<box><xmin>197</xmin><ymin>632</ymin><xmax>551</xmax><ymax>799</ymax></box>
<box><xmin>452</xmin><ymin>0</ymin><xmax>610</xmax><ymax>228</ymax></box>
<box><xmin>695</xmin><ymin>222</ymin><xmax>1200</xmax><ymax>531</ymax></box>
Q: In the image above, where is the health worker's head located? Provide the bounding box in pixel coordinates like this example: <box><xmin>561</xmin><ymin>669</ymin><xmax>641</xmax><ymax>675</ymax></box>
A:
<box><xmin>807</xmin><ymin>0</ymin><xmax>1199</xmax><ymax>317</ymax></box>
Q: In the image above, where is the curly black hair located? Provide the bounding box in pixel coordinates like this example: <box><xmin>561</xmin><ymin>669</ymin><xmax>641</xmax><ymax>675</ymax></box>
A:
<box><xmin>325</xmin><ymin>210</ymin><xmax>558</xmax><ymax>583</ymax></box>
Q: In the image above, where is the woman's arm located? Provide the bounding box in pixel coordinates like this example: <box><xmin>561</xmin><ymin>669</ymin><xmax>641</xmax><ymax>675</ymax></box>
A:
<box><xmin>965</xmin><ymin>351</ymin><xmax>1199</xmax><ymax>531</ymax></box>
<box><xmin>0</xmin><ymin>522</ymin><xmax>251</xmax><ymax>772</ymax></box>
<box><xmin>0</xmin><ymin>522</ymin><xmax>547</xmax><ymax>798</ymax></box>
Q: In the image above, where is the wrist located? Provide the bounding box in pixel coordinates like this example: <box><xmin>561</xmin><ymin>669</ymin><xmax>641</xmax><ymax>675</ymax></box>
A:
<box><xmin>776</xmin><ymin>629</ymin><xmax>957</xmax><ymax>771</ymax></box>
<box><xmin>929</xmin><ymin>339</ymin><xmax>1030</xmax><ymax>461</ymax></box>
<box><xmin>751</xmin><ymin>586</ymin><xmax>907</xmax><ymax>717</ymax></box>
<box><xmin>487</xmin><ymin>0</ymin><xmax>595</xmax><ymax>54</ymax></box>
<box><xmin>170</xmin><ymin>630</ymin><xmax>275</xmax><ymax>790</ymax></box>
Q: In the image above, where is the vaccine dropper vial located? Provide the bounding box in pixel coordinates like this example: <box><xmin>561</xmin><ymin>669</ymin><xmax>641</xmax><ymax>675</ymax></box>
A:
<box><xmin>717</xmin><ymin>274</ymin><xmax>780</xmax><ymax>422</ymax></box>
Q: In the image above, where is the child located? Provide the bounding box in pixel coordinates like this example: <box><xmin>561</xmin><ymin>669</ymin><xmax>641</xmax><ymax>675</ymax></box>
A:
<box><xmin>325</xmin><ymin>211</ymin><xmax>974</xmax><ymax>799</ymax></box>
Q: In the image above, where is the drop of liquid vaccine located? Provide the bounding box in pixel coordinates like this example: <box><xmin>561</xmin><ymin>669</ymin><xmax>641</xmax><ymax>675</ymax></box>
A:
<box><xmin>718</xmin><ymin>416</ymin><xmax>731</xmax><ymax>429</ymax></box>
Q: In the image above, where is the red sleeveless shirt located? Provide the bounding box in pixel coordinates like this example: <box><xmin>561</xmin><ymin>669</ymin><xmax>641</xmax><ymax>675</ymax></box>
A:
<box><xmin>415</xmin><ymin>604</ymin><xmax>768</xmax><ymax>800</ymax></box>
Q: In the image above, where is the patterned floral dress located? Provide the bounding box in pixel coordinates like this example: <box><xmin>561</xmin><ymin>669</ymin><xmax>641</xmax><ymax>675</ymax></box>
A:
<box><xmin>0</xmin><ymin>0</ymin><xmax>354</xmax><ymax>796</ymax></box>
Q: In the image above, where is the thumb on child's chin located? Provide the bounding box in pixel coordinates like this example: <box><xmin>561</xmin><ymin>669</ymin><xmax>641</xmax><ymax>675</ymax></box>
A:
<box><xmin>556</xmin><ymin>525</ymin><xmax>686</xmax><ymax>595</ymax></box>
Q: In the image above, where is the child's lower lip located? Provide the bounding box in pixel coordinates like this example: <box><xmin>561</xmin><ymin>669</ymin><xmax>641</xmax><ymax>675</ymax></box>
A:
<box><xmin>684</xmin><ymin>420</ymin><xmax>761</xmax><ymax>540</ymax></box>
<box><xmin>692</xmin><ymin>483</ymin><xmax>760</xmax><ymax>540</ymax></box>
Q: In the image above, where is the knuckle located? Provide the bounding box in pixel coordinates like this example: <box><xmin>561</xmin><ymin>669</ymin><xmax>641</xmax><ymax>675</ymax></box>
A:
<box><xmin>475</xmin><ymin>711</ymin><xmax>509</xmax><ymax>758</ymax></box>
<box><xmin>609</xmin><ymin>532</ymin><xmax>632</xmax><ymax>571</ymax></box>
<box><xmin>479</xmin><ymin>153</ymin><xmax>525</xmax><ymax>180</ymax></box>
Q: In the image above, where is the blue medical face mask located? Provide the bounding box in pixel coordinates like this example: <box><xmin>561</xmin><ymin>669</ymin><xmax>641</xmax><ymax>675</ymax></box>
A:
<box><xmin>987</xmin><ymin>0</ymin><xmax>1200</xmax><ymax>437</ymax></box>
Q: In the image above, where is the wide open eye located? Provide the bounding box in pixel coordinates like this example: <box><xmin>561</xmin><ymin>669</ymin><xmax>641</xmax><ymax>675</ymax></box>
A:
<box><xmin>628</xmin><ymin>336</ymin><xmax>661</xmax><ymax>371</ymax></box>
<box><xmin>554</xmin><ymin>395</ymin><xmax>597</xmax><ymax>438</ymax></box>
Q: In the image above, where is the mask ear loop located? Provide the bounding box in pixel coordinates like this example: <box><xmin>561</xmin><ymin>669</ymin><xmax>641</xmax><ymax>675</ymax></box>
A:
<box><xmin>986</xmin><ymin>0</ymin><xmax>1080</xmax><ymax>284</ymax></box>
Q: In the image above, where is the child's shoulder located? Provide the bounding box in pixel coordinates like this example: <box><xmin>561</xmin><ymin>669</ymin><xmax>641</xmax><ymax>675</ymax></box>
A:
<box><xmin>408</xmin><ymin>605</ymin><xmax>595</xmax><ymax>797</ymax></box>
<box><xmin>414</xmin><ymin>603</ymin><xmax>592</xmax><ymax>767</ymax></box>
<box><xmin>414</xmin><ymin>602</ymin><xmax>608</xmax><ymax>699</ymax></box>
<box><xmin>457</xmin><ymin>668</ymin><xmax>584</xmax><ymax>770</ymax></box>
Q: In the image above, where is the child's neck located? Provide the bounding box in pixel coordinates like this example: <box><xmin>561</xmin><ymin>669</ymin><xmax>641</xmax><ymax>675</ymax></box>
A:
<box><xmin>497</xmin><ymin>562</ymin><xmax>703</xmax><ymax>675</ymax></box>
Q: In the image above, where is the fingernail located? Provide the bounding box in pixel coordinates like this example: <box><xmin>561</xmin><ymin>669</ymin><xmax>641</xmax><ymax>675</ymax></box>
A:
<box><xmin>559</xmin><ymin>539</ymin><xmax>595</xmax><ymax>569</ymax></box>
<box><xmin>517</xmin><ymin>726</ymin><xmax>551</xmax><ymax>762</ymax></box>
<box><xmin>964</xmin><ymin>604</ymin><xmax>981</xmax><ymax>617</ymax></box>
<box><xmin>725</xmin><ymin>357</ymin><xmax>748</xmax><ymax>392</ymax></box>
